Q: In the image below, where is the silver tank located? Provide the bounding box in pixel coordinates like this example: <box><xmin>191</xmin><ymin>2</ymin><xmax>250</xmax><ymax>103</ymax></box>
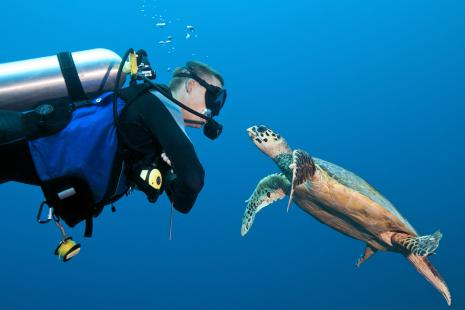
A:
<box><xmin>0</xmin><ymin>48</ymin><xmax>126</xmax><ymax>111</ymax></box>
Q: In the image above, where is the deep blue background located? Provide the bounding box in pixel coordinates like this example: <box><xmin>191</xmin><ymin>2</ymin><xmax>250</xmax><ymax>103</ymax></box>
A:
<box><xmin>1</xmin><ymin>0</ymin><xmax>464</xmax><ymax>309</ymax></box>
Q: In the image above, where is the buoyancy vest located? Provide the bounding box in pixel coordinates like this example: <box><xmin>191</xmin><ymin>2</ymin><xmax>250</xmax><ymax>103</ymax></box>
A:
<box><xmin>28</xmin><ymin>92</ymin><xmax>128</xmax><ymax>236</ymax></box>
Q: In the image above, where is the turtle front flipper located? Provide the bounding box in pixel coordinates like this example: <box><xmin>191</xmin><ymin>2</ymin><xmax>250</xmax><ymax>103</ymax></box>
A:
<box><xmin>241</xmin><ymin>173</ymin><xmax>291</xmax><ymax>236</ymax></box>
<box><xmin>287</xmin><ymin>149</ymin><xmax>316</xmax><ymax>212</ymax></box>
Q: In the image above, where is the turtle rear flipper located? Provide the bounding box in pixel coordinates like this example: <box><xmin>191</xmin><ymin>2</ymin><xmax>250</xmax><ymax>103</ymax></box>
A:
<box><xmin>393</xmin><ymin>230</ymin><xmax>442</xmax><ymax>256</ymax></box>
<box><xmin>287</xmin><ymin>149</ymin><xmax>316</xmax><ymax>212</ymax></box>
<box><xmin>406</xmin><ymin>254</ymin><xmax>452</xmax><ymax>306</ymax></box>
<box><xmin>356</xmin><ymin>245</ymin><xmax>377</xmax><ymax>267</ymax></box>
<box><xmin>386</xmin><ymin>231</ymin><xmax>451</xmax><ymax>305</ymax></box>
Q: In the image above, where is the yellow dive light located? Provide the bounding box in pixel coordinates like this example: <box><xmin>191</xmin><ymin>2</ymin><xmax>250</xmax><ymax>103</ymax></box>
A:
<box><xmin>37</xmin><ymin>202</ymin><xmax>81</xmax><ymax>262</ymax></box>
<box><xmin>55</xmin><ymin>237</ymin><xmax>81</xmax><ymax>262</ymax></box>
<box><xmin>53</xmin><ymin>217</ymin><xmax>80</xmax><ymax>262</ymax></box>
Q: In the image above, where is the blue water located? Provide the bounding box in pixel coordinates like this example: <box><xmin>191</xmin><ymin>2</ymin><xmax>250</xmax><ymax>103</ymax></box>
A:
<box><xmin>1</xmin><ymin>0</ymin><xmax>464</xmax><ymax>309</ymax></box>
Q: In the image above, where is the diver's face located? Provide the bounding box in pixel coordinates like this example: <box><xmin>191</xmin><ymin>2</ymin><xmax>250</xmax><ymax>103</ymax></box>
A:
<box><xmin>182</xmin><ymin>75</ymin><xmax>222</xmax><ymax>128</ymax></box>
<box><xmin>247</xmin><ymin>125</ymin><xmax>291</xmax><ymax>158</ymax></box>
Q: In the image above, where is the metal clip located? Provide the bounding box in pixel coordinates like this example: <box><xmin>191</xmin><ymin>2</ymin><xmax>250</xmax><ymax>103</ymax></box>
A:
<box><xmin>37</xmin><ymin>201</ymin><xmax>53</xmax><ymax>224</ymax></box>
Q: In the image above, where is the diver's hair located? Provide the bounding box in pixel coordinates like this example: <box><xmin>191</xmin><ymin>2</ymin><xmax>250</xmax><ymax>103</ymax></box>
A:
<box><xmin>169</xmin><ymin>60</ymin><xmax>224</xmax><ymax>92</ymax></box>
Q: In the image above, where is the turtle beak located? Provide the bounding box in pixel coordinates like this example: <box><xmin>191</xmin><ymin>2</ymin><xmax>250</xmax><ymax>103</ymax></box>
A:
<box><xmin>247</xmin><ymin>125</ymin><xmax>269</xmax><ymax>138</ymax></box>
<box><xmin>247</xmin><ymin>126</ymin><xmax>258</xmax><ymax>139</ymax></box>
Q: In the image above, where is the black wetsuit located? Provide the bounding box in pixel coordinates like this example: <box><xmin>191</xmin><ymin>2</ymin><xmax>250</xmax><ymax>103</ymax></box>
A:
<box><xmin>0</xmin><ymin>87</ymin><xmax>204</xmax><ymax>214</ymax></box>
<box><xmin>117</xmin><ymin>87</ymin><xmax>205</xmax><ymax>213</ymax></box>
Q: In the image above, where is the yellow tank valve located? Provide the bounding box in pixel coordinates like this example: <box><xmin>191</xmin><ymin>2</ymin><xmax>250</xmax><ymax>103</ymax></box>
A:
<box><xmin>130</xmin><ymin>51</ymin><xmax>138</xmax><ymax>76</ymax></box>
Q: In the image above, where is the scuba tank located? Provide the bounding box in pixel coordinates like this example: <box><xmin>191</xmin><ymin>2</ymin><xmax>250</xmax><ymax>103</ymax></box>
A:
<box><xmin>0</xmin><ymin>48</ymin><xmax>129</xmax><ymax>262</ymax></box>
<box><xmin>0</xmin><ymin>48</ymin><xmax>126</xmax><ymax>110</ymax></box>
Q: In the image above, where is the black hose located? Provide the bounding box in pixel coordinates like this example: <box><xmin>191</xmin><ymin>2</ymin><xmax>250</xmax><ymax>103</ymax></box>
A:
<box><xmin>113</xmin><ymin>48</ymin><xmax>134</xmax><ymax>129</ymax></box>
<box><xmin>142</xmin><ymin>76</ymin><xmax>212</xmax><ymax>123</ymax></box>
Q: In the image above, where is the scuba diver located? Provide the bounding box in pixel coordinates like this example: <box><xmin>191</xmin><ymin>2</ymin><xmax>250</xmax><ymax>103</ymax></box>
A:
<box><xmin>0</xmin><ymin>48</ymin><xmax>226</xmax><ymax>261</ymax></box>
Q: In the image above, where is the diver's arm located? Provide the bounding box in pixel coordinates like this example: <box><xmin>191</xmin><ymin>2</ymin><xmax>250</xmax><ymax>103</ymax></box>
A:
<box><xmin>139</xmin><ymin>92</ymin><xmax>205</xmax><ymax>213</ymax></box>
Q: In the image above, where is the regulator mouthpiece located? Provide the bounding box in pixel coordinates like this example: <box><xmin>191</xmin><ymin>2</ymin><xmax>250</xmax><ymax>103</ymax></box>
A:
<box><xmin>203</xmin><ymin>118</ymin><xmax>223</xmax><ymax>140</ymax></box>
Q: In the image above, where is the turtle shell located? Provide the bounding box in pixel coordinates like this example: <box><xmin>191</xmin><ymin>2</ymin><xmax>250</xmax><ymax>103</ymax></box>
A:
<box><xmin>312</xmin><ymin>157</ymin><xmax>417</xmax><ymax>235</ymax></box>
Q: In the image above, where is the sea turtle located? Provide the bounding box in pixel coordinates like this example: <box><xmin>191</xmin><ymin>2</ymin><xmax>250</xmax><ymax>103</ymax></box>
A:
<box><xmin>241</xmin><ymin>125</ymin><xmax>451</xmax><ymax>306</ymax></box>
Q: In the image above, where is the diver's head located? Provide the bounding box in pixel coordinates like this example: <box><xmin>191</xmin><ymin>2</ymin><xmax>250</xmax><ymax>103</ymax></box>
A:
<box><xmin>247</xmin><ymin>125</ymin><xmax>292</xmax><ymax>158</ymax></box>
<box><xmin>169</xmin><ymin>61</ymin><xmax>226</xmax><ymax>128</ymax></box>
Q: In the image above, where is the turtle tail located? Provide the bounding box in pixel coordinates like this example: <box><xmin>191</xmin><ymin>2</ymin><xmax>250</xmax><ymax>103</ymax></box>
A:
<box><xmin>405</xmin><ymin>254</ymin><xmax>452</xmax><ymax>306</ymax></box>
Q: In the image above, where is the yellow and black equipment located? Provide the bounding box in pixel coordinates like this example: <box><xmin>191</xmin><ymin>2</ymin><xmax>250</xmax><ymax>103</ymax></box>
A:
<box><xmin>37</xmin><ymin>201</ymin><xmax>81</xmax><ymax>262</ymax></box>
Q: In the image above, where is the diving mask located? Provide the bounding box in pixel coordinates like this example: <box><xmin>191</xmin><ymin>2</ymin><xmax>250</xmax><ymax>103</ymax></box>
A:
<box><xmin>173</xmin><ymin>71</ymin><xmax>227</xmax><ymax>117</ymax></box>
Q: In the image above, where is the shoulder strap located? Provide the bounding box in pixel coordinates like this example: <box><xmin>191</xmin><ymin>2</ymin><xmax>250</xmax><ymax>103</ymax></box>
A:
<box><xmin>117</xmin><ymin>83</ymin><xmax>152</xmax><ymax>104</ymax></box>
<box><xmin>114</xmin><ymin>83</ymin><xmax>159</xmax><ymax>155</ymax></box>
<box><xmin>91</xmin><ymin>84</ymin><xmax>155</xmax><ymax>212</ymax></box>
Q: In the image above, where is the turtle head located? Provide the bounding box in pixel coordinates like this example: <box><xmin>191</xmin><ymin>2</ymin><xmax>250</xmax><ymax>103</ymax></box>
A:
<box><xmin>247</xmin><ymin>125</ymin><xmax>292</xmax><ymax>158</ymax></box>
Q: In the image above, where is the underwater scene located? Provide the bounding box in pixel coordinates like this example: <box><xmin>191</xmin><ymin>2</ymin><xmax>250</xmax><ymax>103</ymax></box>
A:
<box><xmin>0</xmin><ymin>0</ymin><xmax>464</xmax><ymax>309</ymax></box>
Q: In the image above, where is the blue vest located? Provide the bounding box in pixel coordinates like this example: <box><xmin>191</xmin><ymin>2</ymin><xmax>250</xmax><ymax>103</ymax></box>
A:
<box><xmin>28</xmin><ymin>92</ymin><xmax>128</xmax><ymax>204</ymax></box>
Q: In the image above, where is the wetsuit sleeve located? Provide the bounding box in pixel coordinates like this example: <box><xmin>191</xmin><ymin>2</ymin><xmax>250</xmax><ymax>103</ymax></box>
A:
<box><xmin>139</xmin><ymin>92</ymin><xmax>205</xmax><ymax>213</ymax></box>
